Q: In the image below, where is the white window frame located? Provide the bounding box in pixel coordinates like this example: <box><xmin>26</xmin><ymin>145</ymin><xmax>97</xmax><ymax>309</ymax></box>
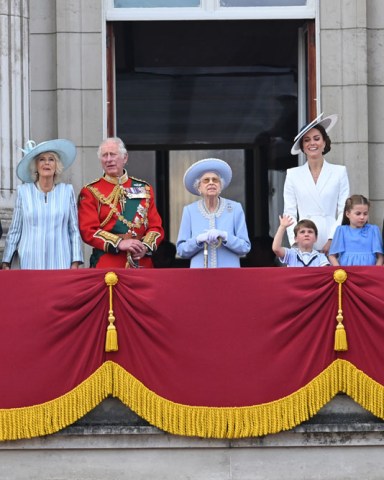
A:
<box><xmin>105</xmin><ymin>0</ymin><xmax>316</xmax><ymax>21</ymax></box>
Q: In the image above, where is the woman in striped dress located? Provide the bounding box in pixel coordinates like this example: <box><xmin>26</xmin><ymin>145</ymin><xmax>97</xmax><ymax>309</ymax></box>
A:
<box><xmin>1</xmin><ymin>139</ymin><xmax>83</xmax><ymax>269</ymax></box>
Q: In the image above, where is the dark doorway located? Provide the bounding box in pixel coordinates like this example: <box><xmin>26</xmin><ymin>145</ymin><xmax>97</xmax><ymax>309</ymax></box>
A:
<box><xmin>110</xmin><ymin>19</ymin><xmax>310</xmax><ymax>265</ymax></box>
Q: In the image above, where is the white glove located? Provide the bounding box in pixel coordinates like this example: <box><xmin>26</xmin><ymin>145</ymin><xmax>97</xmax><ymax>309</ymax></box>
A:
<box><xmin>196</xmin><ymin>232</ymin><xmax>209</xmax><ymax>245</ymax></box>
<box><xmin>207</xmin><ymin>229</ymin><xmax>228</xmax><ymax>244</ymax></box>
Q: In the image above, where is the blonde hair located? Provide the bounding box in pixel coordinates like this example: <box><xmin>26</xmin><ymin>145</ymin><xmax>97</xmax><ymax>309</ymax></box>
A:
<box><xmin>30</xmin><ymin>152</ymin><xmax>64</xmax><ymax>183</ymax></box>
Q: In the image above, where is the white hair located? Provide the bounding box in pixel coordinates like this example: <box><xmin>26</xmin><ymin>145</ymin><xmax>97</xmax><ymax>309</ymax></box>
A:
<box><xmin>97</xmin><ymin>137</ymin><xmax>127</xmax><ymax>159</ymax></box>
<box><xmin>193</xmin><ymin>174</ymin><xmax>224</xmax><ymax>195</ymax></box>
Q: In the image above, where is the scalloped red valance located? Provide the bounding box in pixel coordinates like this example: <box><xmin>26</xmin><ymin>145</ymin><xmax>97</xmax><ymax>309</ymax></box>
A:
<box><xmin>0</xmin><ymin>267</ymin><xmax>383</xmax><ymax>440</ymax></box>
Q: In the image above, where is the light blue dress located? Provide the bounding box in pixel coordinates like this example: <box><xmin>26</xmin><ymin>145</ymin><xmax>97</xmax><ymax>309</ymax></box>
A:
<box><xmin>2</xmin><ymin>183</ymin><xmax>84</xmax><ymax>269</ymax></box>
<box><xmin>329</xmin><ymin>224</ymin><xmax>383</xmax><ymax>266</ymax></box>
<box><xmin>176</xmin><ymin>197</ymin><xmax>251</xmax><ymax>268</ymax></box>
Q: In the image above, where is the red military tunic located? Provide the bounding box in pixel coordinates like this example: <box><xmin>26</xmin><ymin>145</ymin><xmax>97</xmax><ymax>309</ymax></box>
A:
<box><xmin>78</xmin><ymin>171</ymin><xmax>164</xmax><ymax>268</ymax></box>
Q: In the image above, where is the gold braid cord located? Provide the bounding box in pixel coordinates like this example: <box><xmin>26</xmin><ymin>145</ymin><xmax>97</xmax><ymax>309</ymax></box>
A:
<box><xmin>333</xmin><ymin>269</ymin><xmax>348</xmax><ymax>351</ymax></box>
<box><xmin>87</xmin><ymin>185</ymin><xmax>147</xmax><ymax>231</ymax></box>
<box><xmin>88</xmin><ymin>184</ymin><xmax>122</xmax><ymax>228</ymax></box>
<box><xmin>105</xmin><ymin>272</ymin><xmax>119</xmax><ymax>352</ymax></box>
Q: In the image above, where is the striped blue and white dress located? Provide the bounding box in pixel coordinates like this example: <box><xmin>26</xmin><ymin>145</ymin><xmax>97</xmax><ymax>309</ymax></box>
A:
<box><xmin>2</xmin><ymin>182</ymin><xmax>83</xmax><ymax>269</ymax></box>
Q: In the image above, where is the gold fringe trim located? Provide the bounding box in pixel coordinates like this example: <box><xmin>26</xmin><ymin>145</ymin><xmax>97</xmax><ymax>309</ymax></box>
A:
<box><xmin>111</xmin><ymin>359</ymin><xmax>384</xmax><ymax>439</ymax></box>
<box><xmin>111</xmin><ymin>361</ymin><xmax>340</xmax><ymax>438</ymax></box>
<box><xmin>0</xmin><ymin>363</ymin><xmax>114</xmax><ymax>441</ymax></box>
<box><xmin>3</xmin><ymin>360</ymin><xmax>384</xmax><ymax>441</ymax></box>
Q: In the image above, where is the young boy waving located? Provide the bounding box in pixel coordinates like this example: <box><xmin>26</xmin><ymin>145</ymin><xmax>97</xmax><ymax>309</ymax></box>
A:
<box><xmin>272</xmin><ymin>215</ymin><xmax>330</xmax><ymax>267</ymax></box>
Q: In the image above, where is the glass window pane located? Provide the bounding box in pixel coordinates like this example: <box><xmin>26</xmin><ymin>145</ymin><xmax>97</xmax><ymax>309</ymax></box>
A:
<box><xmin>117</xmin><ymin>70</ymin><xmax>297</xmax><ymax>146</ymax></box>
<box><xmin>220</xmin><ymin>0</ymin><xmax>306</xmax><ymax>6</ymax></box>
<box><xmin>169</xmin><ymin>150</ymin><xmax>245</xmax><ymax>244</ymax></box>
<box><xmin>125</xmin><ymin>151</ymin><xmax>156</xmax><ymax>188</ymax></box>
<box><xmin>115</xmin><ymin>21</ymin><xmax>300</xmax><ymax>147</ymax></box>
<box><xmin>114</xmin><ymin>0</ymin><xmax>200</xmax><ymax>7</ymax></box>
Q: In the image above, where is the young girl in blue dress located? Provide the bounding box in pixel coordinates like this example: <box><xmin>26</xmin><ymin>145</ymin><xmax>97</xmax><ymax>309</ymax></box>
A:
<box><xmin>329</xmin><ymin>195</ymin><xmax>383</xmax><ymax>266</ymax></box>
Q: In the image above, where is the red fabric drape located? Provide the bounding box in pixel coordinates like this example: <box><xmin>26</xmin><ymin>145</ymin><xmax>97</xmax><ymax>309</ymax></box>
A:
<box><xmin>0</xmin><ymin>266</ymin><xmax>383</xmax><ymax>412</ymax></box>
<box><xmin>0</xmin><ymin>269</ymin><xmax>107</xmax><ymax>407</ymax></box>
<box><xmin>111</xmin><ymin>267</ymin><xmax>338</xmax><ymax>406</ymax></box>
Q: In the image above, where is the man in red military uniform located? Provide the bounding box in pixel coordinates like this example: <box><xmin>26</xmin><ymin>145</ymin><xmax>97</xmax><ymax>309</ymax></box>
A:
<box><xmin>78</xmin><ymin>137</ymin><xmax>164</xmax><ymax>268</ymax></box>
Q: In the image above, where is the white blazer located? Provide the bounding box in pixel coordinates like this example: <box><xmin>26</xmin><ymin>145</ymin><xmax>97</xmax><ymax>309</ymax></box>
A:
<box><xmin>283</xmin><ymin>160</ymin><xmax>350</xmax><ymax>250</ymax></box>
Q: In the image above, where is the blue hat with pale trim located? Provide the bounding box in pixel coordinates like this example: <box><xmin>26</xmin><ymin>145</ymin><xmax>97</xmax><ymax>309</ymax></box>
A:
<box><xmin>17</xmin><ymin>139</ymin><xmax>77</xmax><ymax>183</ymax></box>
<box><xmin>183</xmin><ymin>158</ymin><xmax>232</xmax><ymax>195</ymax></box>
<box><xmin>291</xmin><ymin>113</ymin><xmax>338</xmax><ymax>155</ymax></box>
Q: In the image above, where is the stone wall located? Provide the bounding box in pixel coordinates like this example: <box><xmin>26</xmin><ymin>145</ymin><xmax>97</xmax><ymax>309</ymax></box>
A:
<box><xmin>29</xmin><ymin>0</ymin><xmax>104</xmax><ymax>196</ymax></box>
<box><xmin>1</xmin><ymin>395</ymin><xmax>384</xmax><ymax>480</ymax></box>
<box><xmin>320</xmin><ymin>0</ymin><xmax>384</xmax><ymax>227</ymax></box>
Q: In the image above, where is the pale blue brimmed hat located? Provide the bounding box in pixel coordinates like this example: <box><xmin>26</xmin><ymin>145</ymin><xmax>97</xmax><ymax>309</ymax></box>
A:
<box><xmin>183</xmin><ymin>158</ymin><xmax>232</xmax><ymax>195</ymax></box>
<box><xmin>291</xmin><ymin>113</ymin><xmax>338</xmax><ymax>155</ymax></box>
<box><xmin>17</xmin><ymin>139</ymin><xmax>77</xmax><ymax>182</ymax></box>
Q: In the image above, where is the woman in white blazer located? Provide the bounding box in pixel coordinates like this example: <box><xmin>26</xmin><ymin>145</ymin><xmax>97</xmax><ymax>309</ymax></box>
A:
<box><xmin>283</xmin><ymin>113</ymin><xmax>350</xmax><ymax>254</ymax></box>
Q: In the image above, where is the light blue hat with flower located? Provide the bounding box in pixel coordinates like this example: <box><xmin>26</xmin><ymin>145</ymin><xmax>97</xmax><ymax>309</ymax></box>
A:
<box><xmin>17</xmin><ymin>139</ymin><xmax>77</xmax><ymax>183</ymax></box>
<box><xmin>183</xmin><ymin>158</ymin><xmax>232</xmax><ymax>195</ymax></box>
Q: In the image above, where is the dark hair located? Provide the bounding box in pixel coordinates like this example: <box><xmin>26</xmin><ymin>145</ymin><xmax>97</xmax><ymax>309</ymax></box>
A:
<box><xmin>294</xmin><ymin>219</ymin><xmax>318</xmax><ymax>238</ymax></box>
<box><xmin>342</xmin><ymin>195</ymin><xmax>370</xmax><ymax>225</ymax></box>
<box><xmin>299</xmin><ymin>124</ymin><xmax>331</xmax><ymax>155</ymax></box>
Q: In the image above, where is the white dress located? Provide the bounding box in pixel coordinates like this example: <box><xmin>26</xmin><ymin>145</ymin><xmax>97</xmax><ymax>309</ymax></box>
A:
<box><xmin>283</xmin><ymin>160</ymin><xmax>350</xmax><ymax>250</ymax></box>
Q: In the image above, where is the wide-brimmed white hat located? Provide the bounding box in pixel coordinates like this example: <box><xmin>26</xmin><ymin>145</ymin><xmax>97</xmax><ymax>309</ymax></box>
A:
<box><xmin>291</xmin><ymin>113</ymin><xmax>338</xmax><ymax>155</ymax></box>
<box><xmin>183</xmin><ymin>158</ymin><xmax>232</xmax><ymax>195</ymax></box>
<box><xmin>17</xmin><ymin>139</ymin><xmax>77</xmax><ymax>183</ymax></box>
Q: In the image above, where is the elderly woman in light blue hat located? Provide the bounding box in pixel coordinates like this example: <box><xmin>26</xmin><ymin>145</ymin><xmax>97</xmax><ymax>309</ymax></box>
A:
<box><xmin>2</xmin><ymin>139</ymin><xmax>83</xmax><ymax>270</ymax></box>
<box><xmin>176</xmin><ymin>158</ymin><xmax>251</xmax><ymax>268</ymax></box>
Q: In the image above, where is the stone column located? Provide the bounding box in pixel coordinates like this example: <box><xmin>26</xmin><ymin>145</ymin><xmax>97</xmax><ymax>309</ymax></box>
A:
<box><xmin>320</xmin><ymin>0</ymin><xmax>369</xmax><ymax>198</ymax></box>
<box><xmin>0</xmin><ymin>0</ymin><xmax>29</xmax><ymax>208</ymax></box>
<box><xmin>367</xmin><ymin>0</ymin><xmax>384</xmax><ymax>226</ymax></box>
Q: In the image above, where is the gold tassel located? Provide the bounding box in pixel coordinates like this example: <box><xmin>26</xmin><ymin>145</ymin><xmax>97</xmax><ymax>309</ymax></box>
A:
<box><xmin>105</xmin><ymin>272</ymin><xmax>119</xmax><ymax>352</ymax></box>
<box><xmin>333</xmin><ymin>269</ymin><xmax>348</xmax><ymax>351</ymax></box>
<box><xmin>106</xmin><ymin>321</ymin><xmax>118</xmax><ymax>352</ymax></box>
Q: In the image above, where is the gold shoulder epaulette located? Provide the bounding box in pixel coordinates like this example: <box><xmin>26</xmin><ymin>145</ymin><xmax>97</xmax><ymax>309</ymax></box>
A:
<box><xmin>83</xmin><ymin>178</ymin><xmax>102</xmax><ymax>188</ymax></box>
<box><xmin>129</xmin><ymin>176</ymin><xmax>150</xmax><ymax>186</ymax></box>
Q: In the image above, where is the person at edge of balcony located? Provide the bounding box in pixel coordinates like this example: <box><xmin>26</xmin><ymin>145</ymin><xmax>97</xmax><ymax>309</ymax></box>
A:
<box><xmin>283</xmin><ymin>113</ymin><xmax>350</xmax><ymax>256</ymax></box>
<box><xmin>176</xmin><ymin>158</ymin><xmax>251</xmax><ymax>268</ymax></box>
<box><xmin>329</xmin><ymin>194</ymin><xmax>383</xmax><ymax>266</ymax></box>
<box><xmin>77</xmin><ymin>137</ymin><xmax>164</xmax><ymax>268</ymax></box>
<box><xmin>272</xmin><ymin>214</ymin><xmax>329</xmax><ymax>267</ymax></box>
<box><xmin>1</xmin><ymin>139</ymin><xmax>84</xmax><ymax>269</ymax></box>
